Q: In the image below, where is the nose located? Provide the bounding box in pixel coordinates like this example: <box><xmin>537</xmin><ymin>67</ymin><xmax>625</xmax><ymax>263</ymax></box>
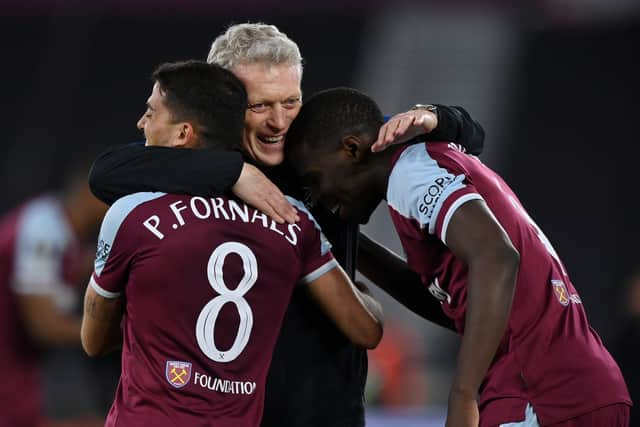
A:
<box><xmin>267</xmin><ymin>105</ymin><xmax>287</xmax><ymax>131</ymax></box>
<box><xmin>137</xmin><ymin>115</ymin><xmax>146</xmax><ymax>130</ymax></box>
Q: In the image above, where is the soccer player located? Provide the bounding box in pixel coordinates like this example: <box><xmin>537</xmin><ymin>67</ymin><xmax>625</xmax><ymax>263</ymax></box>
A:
<box><xmin>80</xmin><ymin>61</ymin><xmax>383</xmax><ymax>427</ymax></box>
<box><xmin>284</xmin><ymin>87</ymin><xmax>632</xmax><ymax>427</ymax></box>
<box><xmin>87</xmin><ymin>22</ymin><xmax>485</xmax><ymax>427</ymax></box>
<box><xmin>0</xmin><ymin>156</ymin><xmax>107</xmax><ymax>427</ymax></box>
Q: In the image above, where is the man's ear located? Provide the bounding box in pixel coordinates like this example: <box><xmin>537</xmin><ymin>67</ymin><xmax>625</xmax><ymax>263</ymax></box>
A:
<box><xmin>341</xmin><ymin>135</ymin><xmax>366</xmax><ymax>162</ymax></box>
<box><xmin>172</xmin><ymin>122</ymin><xmax>195</xmax><ymax>148</ymax></box>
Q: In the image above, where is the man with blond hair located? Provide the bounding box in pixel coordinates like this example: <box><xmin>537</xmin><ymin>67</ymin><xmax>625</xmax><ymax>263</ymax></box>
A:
<box><xmin>81</xmin><ymin>60</ymin><xmax>383</xmax><ymax>427</ymax></box>
<box><xmin>89</xmin><ymin>22</ymin><xmax>485</xmax><ymax>426</ymax></box>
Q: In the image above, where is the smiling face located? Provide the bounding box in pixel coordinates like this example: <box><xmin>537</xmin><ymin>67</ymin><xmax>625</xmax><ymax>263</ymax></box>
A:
<box><xmin>231</xmin><ymin>63</ymin><xmax>302</xmax><ymax>166</ymax></box>
<box><xmin>137</xmin><ymin>82</ymin><xmax>184</xmax><ymax>147</ymax></box>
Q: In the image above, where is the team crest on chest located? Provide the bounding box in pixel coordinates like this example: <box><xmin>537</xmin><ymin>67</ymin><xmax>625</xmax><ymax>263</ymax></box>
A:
<box><xmin>551</xmin><ymin>280</ymin><xmax>570</xmax><ymax>306</ymax></box>
<box><xmin>166</xmin><ymin>360</ymin><xmax>192</xmax><ymax>389</ymax></box>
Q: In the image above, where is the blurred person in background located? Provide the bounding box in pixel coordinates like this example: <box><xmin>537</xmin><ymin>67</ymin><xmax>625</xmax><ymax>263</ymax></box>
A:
<box><xmin>87</xmin><ymin>22</ymin><xmax>484</xmax><ymax>427</ymax></box>
<box><xmin>611</xmin><ymin>269</ymin><xmax>640</xmax><ymax>427</ymax></box>
<box><xmin>0</xmin><ymin>152</ymin><xmax>108</xmax><ymax>427</ymax></box>
<box><xmin>285</xmin><ymin>87</ymin><xmax>632</xmax><ymax>427</ymax></box>
<box><xmin>81</xmin><ymin>59</ymin><xmax>383</xmax><ymax>427</ymax></box>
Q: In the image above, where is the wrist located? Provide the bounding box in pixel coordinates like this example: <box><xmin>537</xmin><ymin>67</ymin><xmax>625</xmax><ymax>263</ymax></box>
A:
<box><xmin>229</xmin><ymin>152</ymin><xmax>246</xmax><ymax>188</ymax></box>
<box><xmin>411</xmin><ymin>104</ymin><xmax>438</xmax><ymax>132</ymax></box>
<box><xmin>449</xmin><ymin>383</ymin><xmax>478</xmax><ymax>401</ymax></box>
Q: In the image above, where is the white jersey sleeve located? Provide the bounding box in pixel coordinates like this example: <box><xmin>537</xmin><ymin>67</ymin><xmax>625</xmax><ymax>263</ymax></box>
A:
<box><xmin>11</xmin><ymin>197</ymin><xmax>78</xmax><ymax>311</ymax></box>
<box><xmin>386</xmin><ymin>144</ymin><xmax>483</xmax><ymax>243</ymax></box>
<box><xmin>91</xmin><ymin>192</ymin><xmax>166</xmax><ymax>298</ymax></box>
<box><xmin>13</xmin><ymin>197</ymin><xmax>71</xmax><ymax>294</ymax></box>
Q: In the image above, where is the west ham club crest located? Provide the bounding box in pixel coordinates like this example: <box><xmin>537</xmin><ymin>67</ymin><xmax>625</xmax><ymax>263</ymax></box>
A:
<box><xmin>166</xmin><ymin>360</ymin><xmax>192</xmax><ymax>389</ymax></box>
<box><xmin>551</xmin><ymin>280</ymin><xmax>570</xmax><ymax>307</ymax></box>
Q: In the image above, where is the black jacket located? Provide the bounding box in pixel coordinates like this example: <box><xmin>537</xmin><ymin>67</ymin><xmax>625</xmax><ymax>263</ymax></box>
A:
<box><xmin>88</xmin><ymin>104</ymin><xmax>484</xmax><ymax>427</ymax></box>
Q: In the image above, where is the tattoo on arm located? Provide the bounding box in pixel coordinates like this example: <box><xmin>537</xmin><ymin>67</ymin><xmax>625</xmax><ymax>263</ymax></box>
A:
<box><xmin>84</xmin><ymin>291</ymin><xmax>121</xmax><ymax>322</ymax></box>
<box><xmin>85</xmin><ymin>294</ymin><xmax>99</xmax><ymax>318</ymax></box>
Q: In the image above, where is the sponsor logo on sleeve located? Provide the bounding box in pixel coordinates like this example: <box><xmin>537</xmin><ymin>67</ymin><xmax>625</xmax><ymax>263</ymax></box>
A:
<box><xmin>166</xmin><ymin>360</ymin><xmax>192</xmax><ymax>389</ymax></box>
<box><xmin>96</xmin><ymin>239</ymin><xmax>111</xmax><ymax>264</ymax></box>
<box><xmin>418</xmin><ymin>176</ymin><xmax>453</xmax><ymax>222</ymax></box>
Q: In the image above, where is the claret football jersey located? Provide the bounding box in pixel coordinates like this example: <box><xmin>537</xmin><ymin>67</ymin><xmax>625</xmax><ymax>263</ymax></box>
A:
<box><xmin>91</xmin><ymin>192</ymin><xmax>336</xmax><ymax>427</ymax></box>
<box><xmin>386</xmin><ymin>142</ymin><xmax>630</xmax><ymax>426</ymax></box>
<box><xmin>0</xmin><ymin>196</ymin><xmax>81</xmax><ymax>427</ymax></box>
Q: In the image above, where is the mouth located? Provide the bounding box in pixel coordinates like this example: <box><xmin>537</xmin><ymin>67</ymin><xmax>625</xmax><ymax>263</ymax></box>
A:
<box><xmin>257</xmin><ymin>135</ymin><xmax>284</xmax><ymax>145</ymax></box>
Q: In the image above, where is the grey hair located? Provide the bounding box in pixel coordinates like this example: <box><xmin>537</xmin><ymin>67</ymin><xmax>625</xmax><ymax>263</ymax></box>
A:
<box><xmin>207</xmin><ymin>22</ymin><xmax>303</xmax><ymax>77</ymax></box>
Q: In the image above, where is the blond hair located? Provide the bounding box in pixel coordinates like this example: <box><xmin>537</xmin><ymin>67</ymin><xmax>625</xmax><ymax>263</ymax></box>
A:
<box><xmin>207</xmin><ymin>22</ymin><xmax>303</xmax><ymax>76</ymax></box>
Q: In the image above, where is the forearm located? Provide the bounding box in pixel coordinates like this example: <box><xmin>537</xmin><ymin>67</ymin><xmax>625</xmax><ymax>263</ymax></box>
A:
<box><xmin>32</xmin><ymin>315</ymin><xmax>81</xmax><ymax>346</ymax></box>
<box><xmin>309</xmin><ymin>266</ymin><xmax>383</xmax><ymax>349</ymax></box>
<box><xmin>17</xmin><ymin>295</ymin><xmax>82</xmax><ymax>346</ymax></box>
<box><xmin>344</xmin><ymin>280</ymin><xmax>384</xmax><ymax>349</ymax></box>
<box><xmin>82</xmin><ymin>323</ymin><xmax>122</xmax><ymax>357</ymax></box>
<box><xmin>451</xmin><ymin>249</ymin><xmax>519</xmax><ymax>397</ymax></box>
<box><xmin>352</xmin><ymin>281</ymin><xmax>385</xmax><ymax>333</ymax></box>
<box><xmin>427</xmin><ymin>105</ymin><xmax>485</xmax><ymax>155</ymax></box>
<box><xmin>81</xmin><ymin>288</ymin><xmax>124</xmax><ymax>357</ymax></box>
<box><xmin>358</xmin><ymin>232</ymin><xmax>455</xmax><ymax>330</ymax></box>
<box><xmin>89</xmin><ymin>144</ymin><xmax>244</xmax><ymax>205</ymax></box>
<box><xmin>81</xmin><ymin>318</ymin><xmax>122</xmax><ymax>357</ymax></box>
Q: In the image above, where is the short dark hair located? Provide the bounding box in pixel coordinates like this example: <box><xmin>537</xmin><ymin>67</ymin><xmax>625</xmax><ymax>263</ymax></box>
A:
<box><xmin>152</xmin><ymin>60</ymin><xmax>247</xmax><ymax>149</ymax></box>
<box><xmin>287</xmin><ymin>87</ymin><xmax>384</xmax><ymax>150</ymax></box>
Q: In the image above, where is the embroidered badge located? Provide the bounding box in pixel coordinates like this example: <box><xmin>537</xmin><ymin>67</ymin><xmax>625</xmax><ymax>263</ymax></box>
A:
<box><xmin>166</xmin><ymin>360</ymin><xmax>192</xmax><ymax>389</ymax></box>
<box><xmin>551</xmin><ymin>280</ymin><xmax>570</xmax><ymax>306</ymax></box>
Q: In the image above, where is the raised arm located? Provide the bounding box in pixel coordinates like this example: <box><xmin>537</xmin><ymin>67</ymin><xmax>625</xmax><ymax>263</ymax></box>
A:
<box><xmin>357</xmin><ymin>232</ymin><xmax>455</xmax><ymax>331</ymax></box>
<box><xmin>89</xmin><ymin>143</ymin><xmax>242</xmax><ymax>204</ymax></box>
<box><xmin>444</xmin><ymin>199</ymin><xmax>519</xmax><ymax>427</ymax></box>
<box><xmin>371</xmin><ymin>105</ymin><xmax>485</xmax><ymax>155</ymax></box>
<box><xmin>307</xmin><ymin>265</ymin><xmax>384</xmax><ymax>349</ymax></box>
<box><xmin>89</xmin><ymin>143</ymin><xmax>298</xmax><ymax>223</ymax></box>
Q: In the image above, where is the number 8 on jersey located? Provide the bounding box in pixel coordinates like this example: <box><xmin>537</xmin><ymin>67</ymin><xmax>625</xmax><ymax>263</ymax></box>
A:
<box><xmin>196</xmin><ymin>242</ymin><xmax>257</xmax><ymax>363</ymax></box>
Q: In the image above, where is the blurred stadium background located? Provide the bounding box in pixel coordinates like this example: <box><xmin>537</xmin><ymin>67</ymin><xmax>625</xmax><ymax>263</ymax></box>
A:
<box><xmin>1</xmin><ymin>0</ymin><xmax>638</xmax><ymax>425</ymax></box>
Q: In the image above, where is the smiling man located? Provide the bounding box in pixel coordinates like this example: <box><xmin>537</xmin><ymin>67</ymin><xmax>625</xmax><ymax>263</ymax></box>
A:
<box><xmin>87</xmin><ymin>22</ymin><xmax>487</xmax><ymax>427</ymax></box>
<box><xmin>230</xmin><ymin>63</ymin><xmax>301</xmax><ymax>166</ymax></box>
<box><xmin>81</xmin><ymin>62</ymin><xmax>384</xmax><ymax>427</ymax></box>
<box><xmin>285</xmin><ymin>87</ymin><xmax>631</xmax><ymax>427</ymax></box>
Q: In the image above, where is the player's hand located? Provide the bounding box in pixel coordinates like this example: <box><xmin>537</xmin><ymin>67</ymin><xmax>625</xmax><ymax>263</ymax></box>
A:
<box><xmin>231</xmin><ymin>163</ymin><xmax>299</xmax><ymax>224</ymax></box>
<box><xmin>371</xmin><ymin>109</ymin><xmax>438</xmax><ymax>153</ymax></box>
<box><xmin>445</xmin><ymin>388</ymin><xmax>479</xmax><ymax>427</ymax></box>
